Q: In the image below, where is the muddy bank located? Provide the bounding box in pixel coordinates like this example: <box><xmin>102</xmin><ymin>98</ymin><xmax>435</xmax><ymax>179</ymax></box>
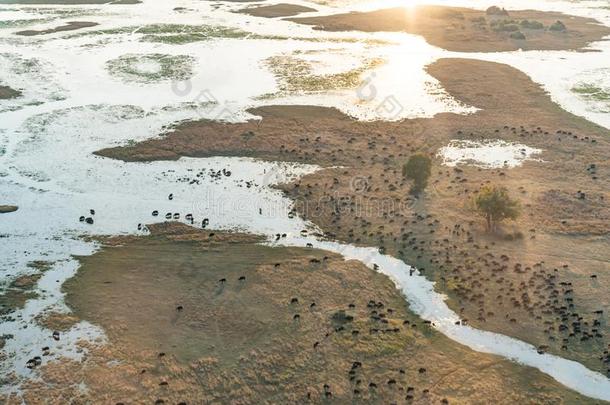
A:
<box><xmin>288</xmin><ymin>6</ymin><xmax>610</xmax><ymax>52</ymax></box>
<box><xmin>0</xmin><ymin>261</ymin><xmax>52</xmax><ymax>317</ymax></box>
<box><xmin>96</xmin><ymin>58</ymin><xmax>610</xmax><ymax>374</ymax></box>
<box><xmin>237</xmin><ymin>3</ymin><xmax>317</xmax><ymax>18</ymax></box>
<box><xmin>16</xmin><ymin>21</ymin><xmax>99</xmax><ymax>36</ymax></box>
<box><xmin>0</xmin><ymin>87</ymin><xmax>21</xmax><ymax>100</ymax></box>
<box><xmin>5</xmin><ymin>223</ymin><xmax>592</xmax><ymax>404</ymax></box>
<box><xmin>0</xmin><ymin>205</ymin><xmax>18</xmax><ymax>213</ymax></box>
<box><xmin>0</xmin><ymin>274</ymin><xmax>41</xmax><ymax>316</ymax></box>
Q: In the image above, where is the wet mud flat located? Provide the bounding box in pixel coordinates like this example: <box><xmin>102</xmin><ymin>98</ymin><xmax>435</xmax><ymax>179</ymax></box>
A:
<box><xmin>288</xmin><ymin>5</ymin><xmax>610</xmax><ymax>52</ymax></box>
<box><xmin>0</xmin><ymin>205</ymin><xmax>19</xmax><ymax>213</ymax></box>
<box><xmin>0</xmin><ymin>87</ymin><xmax>21</xmax><ymax>100</ymax></box>
<box><xmin>97</xmin><ymin>58</ymin><xmax>610</xmax><ymax>374</ymax></box>
<box><xmin>4</xmin><ymin>223</ymin><xmax>593</xmax><ymax>404</ymax></box>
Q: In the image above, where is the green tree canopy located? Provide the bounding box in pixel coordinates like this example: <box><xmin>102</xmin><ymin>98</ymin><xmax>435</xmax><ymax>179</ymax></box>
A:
<box><xmin>403</xmin><ymin>154</ymin><xmax>432</xmax><ymax>194</ymax></box>
<box><xmin>473</xmin><ymin>185</ymin><xmax>521</xmax><ymax>232</ymax></box>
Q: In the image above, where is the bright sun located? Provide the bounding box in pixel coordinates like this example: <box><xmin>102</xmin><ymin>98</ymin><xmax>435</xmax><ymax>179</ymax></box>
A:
<box><xmin>364</xmin><ymin>0</ymin><xmax>435</xmax><ymax>11</ymax></box>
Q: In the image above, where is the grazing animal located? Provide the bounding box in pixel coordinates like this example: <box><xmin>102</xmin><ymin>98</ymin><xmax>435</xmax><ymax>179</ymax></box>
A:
<box><xmin>52</xmin><ymin>331</ymin><xmax>60</xmax><ymax>341</ymax></box>
<box><xmin>238</xmin><ymin>276</ymin><xmax>246</xmax><ymax>281</ymax></box>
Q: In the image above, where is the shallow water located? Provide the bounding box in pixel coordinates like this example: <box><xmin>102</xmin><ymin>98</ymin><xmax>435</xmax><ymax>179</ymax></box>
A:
<box><xmin>0</xmin><ymin>0</ymin><xmax>609</xmax><ymax>399</ymax></box>
<box><xmin>437</xmin><ymin>139</ymin><xmax>543</xmax><ymax>168</ymax></box>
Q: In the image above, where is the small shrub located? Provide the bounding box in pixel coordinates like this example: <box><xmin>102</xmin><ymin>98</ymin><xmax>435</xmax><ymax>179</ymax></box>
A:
<box><xmin>520</xmin><ymin>20</ymin><xmax>544</xmax><ymax>29</ymax></box>
<box><xmin>510</xmin><ymin>31</ymin><xmax>526</xmax><ymax>40</ymax></box>
<box><xmin>549</xmin><ymin>20</ymin><xmax>567</xmax><ymax>31</ymax></box>
<box><xmin>490</xmin><ymin>20</ymin><xmax>520</xmax><ymax>32</ymax></box>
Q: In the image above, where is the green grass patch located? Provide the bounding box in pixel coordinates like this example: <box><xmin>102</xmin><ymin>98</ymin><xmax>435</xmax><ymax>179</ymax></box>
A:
<box><xmin>0</xmin><ymin>18</ymin><xmax>51</xmax><ymax>28</ymax></box>
<box><xmin>572</xmin><ymin>82</ymin><xmax>610</xmax><ymax>112</ymax></box>
<box><xmin>106</xmin><ymin>53</ymin><xmax>195</xmax><ymax>83</ymax></box>
<box><xmin>572</xmin><ymin>83</ymin><xmax>610</xmax><ymax>100</ymax></box>
<box><xmin>260</xmin><ymin>54</ymin><xmax>384</xmax><ymax>98</ymax></box>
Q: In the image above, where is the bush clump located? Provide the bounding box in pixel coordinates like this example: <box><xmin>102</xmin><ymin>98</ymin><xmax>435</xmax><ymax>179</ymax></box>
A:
<box><xmin>520</xmin><ymin>20</ymin><xmax>544</xmax><ymax>29</ymax></box>
<box><xmin>490</xmin><ymin>20</ymin><xmax>519</xmax><ymax>32</ymax></box>
<box><xmin>510</xmin><ymin>31</ymin><xmax>526</xmax><ymax>40</ymax></box>
<box><xmin>549</xmin><ymin>20</ymin><xmax>567</xmax><ymax>31</ymax></box>
<box><xmin>486</xmin><ymin>6</ymin><xmax>509</xmax><ymax>16</ymax></box>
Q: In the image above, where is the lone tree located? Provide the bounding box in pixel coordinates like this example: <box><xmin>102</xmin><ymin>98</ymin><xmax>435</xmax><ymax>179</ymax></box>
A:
<box><xmin>473</xmin><ymin>185</ymin><xmax>520</xmax><ymax>232</ymax></box>
<box><xmin>403</xmin><ymin>154</ymin><xmax>431</xmax><ymax>195</ymax></box>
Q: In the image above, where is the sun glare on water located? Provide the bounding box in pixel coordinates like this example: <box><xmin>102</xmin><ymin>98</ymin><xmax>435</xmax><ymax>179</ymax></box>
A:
<box><xmin>358</xmin><ymin>0</ymin><xmax>444</xmax><ymax>13</ymax></box>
